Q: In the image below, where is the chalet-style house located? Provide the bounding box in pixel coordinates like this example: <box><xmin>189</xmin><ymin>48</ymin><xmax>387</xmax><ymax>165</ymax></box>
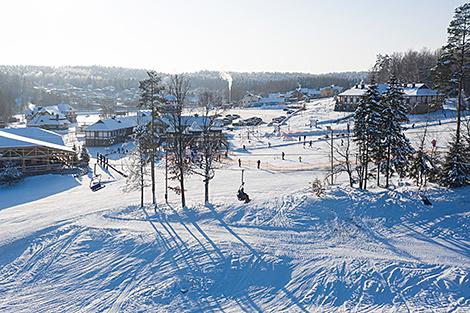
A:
<box><xmin>335</xmin><ymin>83</ymin><xmax>444</xmax><ymax>114</ymax></box>
<box><xmin>84</xmin><ymin>112</ymin><xmax>151</xmax><ymax>146</ymax></box>
<box><xmin>159</xmin><ymin>115</ymin><xmax>226</xmax><ymax>149</ymax></box>
<box><xmin>320</xmin><ymin>85</ymin><xmax>343</xmax><ymax>97</ymax></box>
<box><xmin>0</xmin><ymin>128</ymin><xmax>77</xmax><ymax>175</ymax></box>
<box><xmin>27</xmin><ymin>112</ymin><xmax>71</xmax><ymax>130</ymax></box>
<box><xmin>25</xmin><ymin>103</ymin><xmax>77</xmax><ymax>123</ymax></box>
<box><xmin>239</xmin><ymin>92</ymin><xmax>261</xmax><ymax>106</ymax></box>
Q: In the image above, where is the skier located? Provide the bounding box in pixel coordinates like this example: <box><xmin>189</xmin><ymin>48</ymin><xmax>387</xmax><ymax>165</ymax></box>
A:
<box><xmin>257</xmin><ymin>160</ymin><xmax>261</xmax><ymax>169</ymax></box>
<box><xmin>238</xmin><ymin>159</ymin><xmax>242</xmax><ymax>167</ymax></box>
<box><xmin>299</xmin><ymin>156</ymin><xmax>302</xmax><ymax>162</ymax></box>
<box><xmin>281</xmin><ymin>152</ymin><xmax>285</xmax><ymax>160</ymax></box>
<box><xmin>309</xmin><ymin>140</ymin><xmax>312</xmax><ymax>147</ymax></box>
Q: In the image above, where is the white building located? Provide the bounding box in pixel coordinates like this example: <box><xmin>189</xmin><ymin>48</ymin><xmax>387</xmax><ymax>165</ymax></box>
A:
<box><xmin>335</xmin><ymin>83</ymin><xmax>444</xmax><ymax>114</ymax></box>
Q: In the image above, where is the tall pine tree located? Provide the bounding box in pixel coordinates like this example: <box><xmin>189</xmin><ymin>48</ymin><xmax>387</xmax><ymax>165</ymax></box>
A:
<box><xmin>139</xmin><ymin>71</ymin><xmax>165</xmax><ymax>207</ymax></box>
<box><xmin>353</xmin><ymin>82</ymin><xmax>381</xmax><ymax>190</ymax></box>
<box><xmin>381</xmin><ymin>76</ymin><xmax>414</xmax><ymax>187</ymax></box>
<box><xmin>435</xmin><ymin>3</ymin><xmax>470</xmax><ymax>187</ymax></box>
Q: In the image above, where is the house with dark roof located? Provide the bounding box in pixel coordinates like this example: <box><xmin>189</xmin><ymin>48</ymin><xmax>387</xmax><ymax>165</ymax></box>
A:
<box><xmin>0</xmin><ymin>128</ymin><xmax>77</xmax><ymax>175</ymax></box>
<box><xmin>335</xmin><ymin>83</ymin><xmax>444</xmax><ymax>114</ymax></box>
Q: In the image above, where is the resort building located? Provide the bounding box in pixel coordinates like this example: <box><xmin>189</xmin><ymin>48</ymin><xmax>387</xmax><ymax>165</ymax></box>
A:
<box><xmin>335</xmin><ymin>83</ymin><xmax>444</xmax><ymax>114</ymax></box>
<box><xmin>0</xmin><ymin>128</ymin><xmax>77</xmax><ymax>175</ymax></box>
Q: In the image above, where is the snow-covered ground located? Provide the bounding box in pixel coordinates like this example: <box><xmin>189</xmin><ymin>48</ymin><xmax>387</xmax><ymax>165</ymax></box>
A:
<box><xmin>1</xmin><ymin>98</ymin><xmax>469</xmax><ymax>312</ymax></box>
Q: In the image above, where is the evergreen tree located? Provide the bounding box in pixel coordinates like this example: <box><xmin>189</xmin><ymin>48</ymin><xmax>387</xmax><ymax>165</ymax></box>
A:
<box><xmin>434</xmin><ymin>4</ymin><xmax>470</xmax><ymax>186</ymax></box>
<box><xmin>79</xmin><ymin>146</ymin><xmax>90</xmax><ymax>167</ymax></box>
<box><xmin>353</xmin><ymin>82</ymin><xmax>381</xmax><ymax>189</ymax></box>
<box><xmin>139</xmin><ymin>71</ymin><xmax>165</xmax><ymax>207</ymax></box>
<box><xmin>440</xmin><ymin>137</ymin><xmax>469</xmax><ymax>187</ymax></box>
<box><xmin>367</xmin><ymin>80</ymin><xmax>388</xmax><ymax>187</ymax></box>
<box><xmin>381</xmin><ymin>75</ymin><xmax>414</xmax><ymax>187</ymax></box>
<box><xmin>0</xmin><ymin>162</ymin><xmax>23</xmax><ymax>185</ymax></box>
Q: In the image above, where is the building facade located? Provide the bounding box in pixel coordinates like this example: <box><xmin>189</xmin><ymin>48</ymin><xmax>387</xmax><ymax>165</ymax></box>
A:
<box><xmin>335</xmin><ymin>83</ymin><xmax>444</xmax><ymax>114</ymax></box>
<box><xmin>0</xmin><ymin>128</ymin><xmax>77</xmax><ymax>175</ymax></box>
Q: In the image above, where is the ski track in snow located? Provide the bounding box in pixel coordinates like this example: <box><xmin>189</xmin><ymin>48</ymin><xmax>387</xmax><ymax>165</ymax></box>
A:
<box><xmin>0</xmin><ymin>99</ymin><xmax>469</xmax><ymax>312</ymax></box>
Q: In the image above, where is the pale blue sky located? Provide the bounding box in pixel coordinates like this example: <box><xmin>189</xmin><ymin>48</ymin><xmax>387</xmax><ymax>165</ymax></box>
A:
<box><xmin>0</xmin><ymin>0</ymin><xmax>466</xmax><ymax>73</ymax></box>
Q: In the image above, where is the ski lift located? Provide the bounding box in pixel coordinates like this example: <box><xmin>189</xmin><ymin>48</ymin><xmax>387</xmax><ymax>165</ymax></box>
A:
<box><xmin>90</xmin><ymin>174</ymin><xmax>105</xmax><ymax>192</ymax></box>
<box><xmin>236</xmin><ymin>169</ymin><xmax>251</xmax><ymax>203</ymax></box>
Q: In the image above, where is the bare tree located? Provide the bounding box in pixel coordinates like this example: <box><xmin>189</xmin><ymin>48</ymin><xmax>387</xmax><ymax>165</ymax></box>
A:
<box><xmin>190</xmin><ymin>90</ymin><xmax>226</xmax><ymax>204</ymax></box>
<box><xmin>0</xmin><ymin>89</ymin><xmax>15</xmax><ymax>124</ymax></box>
<box><xmin>409</xmin><ymin>125</ymin><xmax>433</xmax><ymax>187</ymax></box>
<box><xmin>165</xmin><ymin>74</ymin><xmax>191</xmax><ymax>208</ymax></box>
<box><xmin>331</xmin><ymin>124</ymin><xmax>355</xmax><ymax>187</ymax></box>
<box><xmin>123</xmin><ymin>126</ymin><xmax>151</xmax><ymax>207</ymax></box>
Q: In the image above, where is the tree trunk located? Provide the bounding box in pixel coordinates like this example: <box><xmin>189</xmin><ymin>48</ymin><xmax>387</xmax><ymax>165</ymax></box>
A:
<box><xmin>178</xmin><ymin>138</ymin><xmax>186</xmax><ymax>208</ymax></box>
<box><xmin>363</xmin><ymin>143</ymin><xmax>369</xmax><ymax>190</ymax></box>
<box><xmin>204</xmin><ymin>179</ymin><xmax>209</xmax><ymax>204</ymax></box>
<box><xmin>385</xmin><ymin>143</ymin><xmax>391</xmax><ymax>188</ymax></box>
<box><xmin>140</xmin><ymin>162</ymin><xmax>144</xmax><ymax>208</ymax></box>
<box><xmin>456</xmin><ymin>79</ymin><xmax>463</xmax><ymax>144</ymax></box>
<box><xmin>151</xmin><ymin>107</ymin><xmax>156</xmax><ymax>206</ymax></box>
<box><xmin>151</xmin><ymin>153</ymin><xmax>156</xmax><ymax>205</ymax></box>
<box><xmin>376</xmin><ymin>161</ymin><xmax>380</xmax><ymax>187</ymax></box>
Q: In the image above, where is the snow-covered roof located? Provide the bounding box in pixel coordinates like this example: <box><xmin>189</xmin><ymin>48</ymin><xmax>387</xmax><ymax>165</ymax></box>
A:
<box><xmin>160</xmin><ymin>115</ymin><xmax>223</xmax><ymax>133</ymax></box>
<box><xmin>27</xmin><ymin>114</ymin><xmax>70</xmax><ymax>127</ymax></box>
<box><xmin>85</xmin><ymin>116</ymin><xmax>138</xmax><ymax>132</ymax></box>
<box><xmin>299</xmin><ymin>88</ymin><xmax>320</xmax><ymax>96</ymax></box>
<box><xmin>258</xmin><ymin>97</ymin><xmax>285</xmax><ymax>104</ymax></box>
<box><xmin>320</xmin><ymin>85</ymin><xmax>343</xmax><ymax>92</ymax></box>
<box><xmin>25</xmin><ymin>103</ymin><xmax>76</xmax><ymax>116</ymax></box>
<box><xmin>339</xmin><ymin>83</ymin><xmax>441</xmax><ymax>97</ymax></box>
<box><xmin>0</xmin><ymin>128</ymin><xmax>73</xmax><ymax>152</ymax></box>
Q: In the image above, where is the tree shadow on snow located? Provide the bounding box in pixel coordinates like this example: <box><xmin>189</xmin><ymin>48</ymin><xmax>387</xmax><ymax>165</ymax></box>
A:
<box><xmin>0</xmin><ymin>175</ymin><xmax>81</xmax><ymax>210</ymax></box>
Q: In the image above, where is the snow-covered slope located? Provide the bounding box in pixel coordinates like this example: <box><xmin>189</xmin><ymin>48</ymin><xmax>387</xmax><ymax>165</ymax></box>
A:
<box><xmin>0</xmin><ymin>98</ymin><xmax>469</xmax><ymax>312</ymax></box>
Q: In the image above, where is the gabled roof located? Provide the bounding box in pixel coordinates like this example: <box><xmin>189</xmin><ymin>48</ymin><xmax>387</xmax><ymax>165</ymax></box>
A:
<box><xmin>0</xmin><ymin>128</ymin><xmax>73</xmax><ymax>152</ymax></box>
<box><xmin>28</xmin><ymin>114</ymin><xmax>70</xmax><ymax>127</ymax></box>
<box><xmin>25</xmin><ymin>103</ymin><xmax>76</xmax><ymax>116</ymax></box>
<box><xmin>85</xmin><ymin>116</ymin><xmax>138</xmax><ymax>132</ymax></box>
<box><xmin>339</xmin><ymin>83</ymin><xmax>441</xmax><ymax>97</ymax></box>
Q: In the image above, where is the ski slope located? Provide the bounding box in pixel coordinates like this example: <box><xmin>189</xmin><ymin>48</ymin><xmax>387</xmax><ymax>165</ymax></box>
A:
<box><xmin>0</xmin><ymin>98</ymin><xmax>469</xmax><ymax>312</ymax></box>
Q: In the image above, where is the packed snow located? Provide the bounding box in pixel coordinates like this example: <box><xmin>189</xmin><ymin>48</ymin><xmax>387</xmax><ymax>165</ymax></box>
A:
<box><xmin>0</xmin><ymin>98</ymin><xmax>469</xmax><ymax>312</ymax></box>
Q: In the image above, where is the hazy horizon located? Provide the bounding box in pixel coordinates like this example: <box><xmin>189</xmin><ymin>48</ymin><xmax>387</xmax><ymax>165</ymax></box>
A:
<box><xmin>1</xmin><ymin>0</ymin><xmax>467</xmax><ymax>74</ymax></box>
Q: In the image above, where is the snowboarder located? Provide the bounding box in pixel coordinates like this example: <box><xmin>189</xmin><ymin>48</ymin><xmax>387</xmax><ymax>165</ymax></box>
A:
<box><xmin>257</xmin><ymin>160</ymin><xmax>261</xmax><ymax>169</ymax></box>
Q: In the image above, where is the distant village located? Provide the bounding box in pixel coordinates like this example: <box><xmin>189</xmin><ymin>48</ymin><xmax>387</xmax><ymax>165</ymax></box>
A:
<box><xmin>0</xmin><ymin>80</ymin><xmax>444</xmax><ymax>179</ymax></box>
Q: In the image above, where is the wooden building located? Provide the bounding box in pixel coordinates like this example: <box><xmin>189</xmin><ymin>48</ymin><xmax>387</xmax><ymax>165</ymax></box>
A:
<box><xmin>84</xmin><ymin>113</ymin><xmax>151</xmax><ymax>146</ymax></box>
<box><xmin>0</xmin><ymin>128</ymin><xmax>77</xmax><ymax>175</ymax></box>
